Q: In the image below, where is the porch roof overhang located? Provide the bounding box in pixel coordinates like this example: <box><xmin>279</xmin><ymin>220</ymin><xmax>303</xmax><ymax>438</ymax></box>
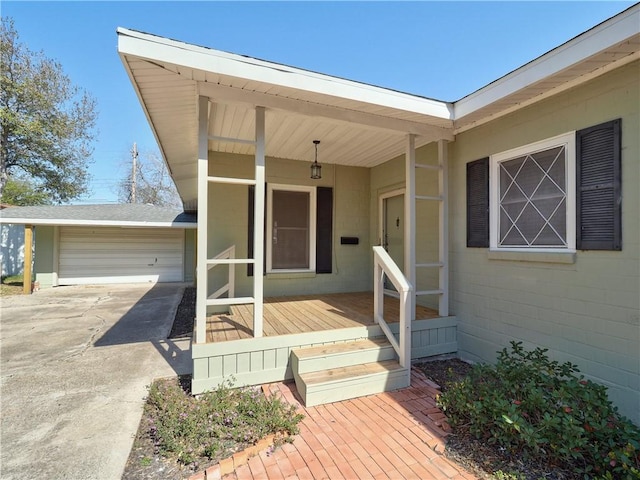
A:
<box><xmin>117</xmin><ymin>28</ymin><xmax>455</xmax><ymax>211</ymax></box>
<box><xmin>117</xmin><ymin>4</ymin><xmax>639</xmax><ymax>211</ymax></box>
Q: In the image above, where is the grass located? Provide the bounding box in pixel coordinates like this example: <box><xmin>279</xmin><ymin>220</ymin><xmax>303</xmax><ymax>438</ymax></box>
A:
<box><xmin>143</xmin><ymin>375</ymin><xmax>304</xmax><ymax>468</ymax></box>
<box><xmin>1</xmin><ymin>274</ymin><xmax>24</xmax><ymax>296</ymax></box>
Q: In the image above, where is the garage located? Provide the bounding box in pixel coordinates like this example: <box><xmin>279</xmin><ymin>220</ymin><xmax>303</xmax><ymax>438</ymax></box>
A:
<box><xmin>0</xmin><ymin>203</ymin><xmax>197</xmax><ymax>289</ymax></box>
<box><xmin>58</xmin><ymin>226</ymin><xmax>185</xmax><ymax>285</ymax></box>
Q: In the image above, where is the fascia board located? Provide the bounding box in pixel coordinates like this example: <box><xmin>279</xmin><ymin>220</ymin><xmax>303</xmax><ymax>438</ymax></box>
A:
<box><xmin>117</xmin><ymin>28</ymin><xmax>453</xmax><ymax>121</ymax></box>
<box><xmin>0</xmin><ymin>218</ymin><xmax>198</xmax><ymax>228</ymax></box>
<box><xmin>454</xmin><ymin>5</ymin><xmax>640</xmax><ymax>119</ymax></box>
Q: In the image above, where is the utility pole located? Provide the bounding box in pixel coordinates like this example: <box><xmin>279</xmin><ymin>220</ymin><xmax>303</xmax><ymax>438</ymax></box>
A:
<box><xmin>131</xmin><ymin>142</ymin><xmax>138</xmax><ymax>203</ymax></box>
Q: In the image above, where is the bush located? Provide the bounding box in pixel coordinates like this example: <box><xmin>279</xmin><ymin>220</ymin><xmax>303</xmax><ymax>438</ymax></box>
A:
<box><xmin>145</xmin><ymin>377</ymin><xmax>304</xmax><ymax>465</ymax></box>
<box><xmin>438</xmin><ymin>342</ymin><xmax>640</xmax><ymax>479</ymax></box>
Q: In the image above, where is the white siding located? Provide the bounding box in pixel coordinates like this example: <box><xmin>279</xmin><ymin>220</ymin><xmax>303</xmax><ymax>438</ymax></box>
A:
<box><xmin>58</xmin><ymin>227</ymin><xmax>183</xmax><ymax>285</ymax></box>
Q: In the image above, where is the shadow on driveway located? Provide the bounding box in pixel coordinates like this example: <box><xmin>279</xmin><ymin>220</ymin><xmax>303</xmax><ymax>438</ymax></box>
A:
<box><xmin>0</xmin><ymin>282</ymin><xmax>192</xmax><ymax>480</ymax></box>
<box><xmin>93</xmin><ymin>282</ymin><xmax>193</xmax><ymax>377</ymax></box>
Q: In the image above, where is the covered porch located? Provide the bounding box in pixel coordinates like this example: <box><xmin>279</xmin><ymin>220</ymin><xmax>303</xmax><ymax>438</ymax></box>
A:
<box><xmin>118</xmin><ymin>28</ymin><xmax>457</xmax><ymax>400</ymax></box>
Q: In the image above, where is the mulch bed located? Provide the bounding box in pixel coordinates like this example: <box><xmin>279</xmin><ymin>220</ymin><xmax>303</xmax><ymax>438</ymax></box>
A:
<box><xmin>168</xmin><ymin>287</ymin><xmax>195</xmax><ymax>339</ymax></box>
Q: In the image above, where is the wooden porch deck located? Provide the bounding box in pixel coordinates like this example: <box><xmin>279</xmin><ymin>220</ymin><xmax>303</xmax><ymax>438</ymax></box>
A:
<box><xmin>206</xmin><ymin>291</ymin><xmax>439</xmax><ymax>343</ymax></box>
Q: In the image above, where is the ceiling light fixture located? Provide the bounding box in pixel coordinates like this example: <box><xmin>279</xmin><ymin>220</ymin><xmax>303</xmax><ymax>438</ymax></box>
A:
<box><xmin>311</xmin><ymin>140</ymin><xmax>322</xmax><ymax>179</ymax></box>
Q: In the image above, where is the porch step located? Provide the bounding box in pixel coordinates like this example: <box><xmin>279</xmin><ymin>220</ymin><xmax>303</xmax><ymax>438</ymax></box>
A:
<box><xmin>291</xmin><ymin>338</ymin><xmax>410</xmax><ymax>407</ymax></box>
<box><xmin>291</xmin><ymin>338</ymin><xmax>396</xmax><ymax>374</ymax></box>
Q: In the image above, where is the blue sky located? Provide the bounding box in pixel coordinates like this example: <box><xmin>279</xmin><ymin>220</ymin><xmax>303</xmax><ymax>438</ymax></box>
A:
<box><xmin>3</xmin><ymin>1</ymin><xmax>635</xmax><ymax>204</ymax></box>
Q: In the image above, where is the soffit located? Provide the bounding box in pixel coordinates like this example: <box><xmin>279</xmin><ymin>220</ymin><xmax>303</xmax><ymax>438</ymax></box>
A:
<box><xmin>119</xmin><ymin>33</ymin><xmax>455</xmax><ymax>210</ymax></box>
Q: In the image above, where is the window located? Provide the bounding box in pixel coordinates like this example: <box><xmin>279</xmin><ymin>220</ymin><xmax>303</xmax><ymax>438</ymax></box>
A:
<box><xmin>467</xmin><ymin>119</ymin><xmax>621</xmax><ymax>252</ymax></box>
<box><xmin>490</xmin><ymin>133</ymin><xmax>576</xmax><ymax>251</ymax></box>
<box><xmin>267</xmin><ymin>184</ymin><xmax>316</xmax><ymax>272</ymax></box>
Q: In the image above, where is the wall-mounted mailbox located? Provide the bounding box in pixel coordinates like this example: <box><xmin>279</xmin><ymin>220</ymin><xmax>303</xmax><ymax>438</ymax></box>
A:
<box><xmin>340</xmin><ymin>236</ymin><xmax>359</xmax><ymax>245</ymax></box>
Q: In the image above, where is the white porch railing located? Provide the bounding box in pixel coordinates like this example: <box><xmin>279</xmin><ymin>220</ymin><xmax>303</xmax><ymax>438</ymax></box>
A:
<box><xmin>373</xmin><ymin>246</ymin><xmax>413</xmax><ymax>370</ymax></box>
<box><xmin>207</xmin><ymin>245</ymin><xmax>236</xmax><ymax>301</ymax></box>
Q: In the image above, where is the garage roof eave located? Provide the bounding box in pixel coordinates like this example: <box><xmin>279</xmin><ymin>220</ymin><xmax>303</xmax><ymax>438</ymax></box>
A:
<box><xmin>0</xmin><ymin>218</ymin><xmax>197</xmax><ymax>229</ymax></box>
<box><xmin>0</xmin><ymin>204</ymin><xmax>197</xmax><ymax>228</ymax></box>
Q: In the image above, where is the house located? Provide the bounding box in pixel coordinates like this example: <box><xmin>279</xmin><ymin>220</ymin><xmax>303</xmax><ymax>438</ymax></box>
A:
<box><xmin>0</xmin><ymin>222</ymin><xmax>24</xmax><ymax>278</ymax></box>
<box><xmin>0</xmin><ymin>204</ymin><xmax>197</xmax><ymax>287</ymax></box>
<box><xmin>0</xmin><ymin>204</ymin><xmax>27</xmax><ymax>278</ymax></box>
<box><xmin>115</xmin><ymin>3</ymin><xmax>638</xmax><ymax>421</ymax></box>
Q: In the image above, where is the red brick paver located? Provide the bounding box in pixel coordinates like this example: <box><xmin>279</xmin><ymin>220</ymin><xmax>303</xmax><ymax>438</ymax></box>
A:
<box><xmin>198</xmin><ymin>367</ymin><xmax>478</xmax><ymax>480</ymax></box>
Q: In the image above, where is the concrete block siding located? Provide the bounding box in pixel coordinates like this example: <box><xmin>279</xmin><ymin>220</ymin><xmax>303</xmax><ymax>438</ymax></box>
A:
<box><xmin>448</xmin><ymin>61</ymin><xmax>639</xmax><ymax>423</ymax></box>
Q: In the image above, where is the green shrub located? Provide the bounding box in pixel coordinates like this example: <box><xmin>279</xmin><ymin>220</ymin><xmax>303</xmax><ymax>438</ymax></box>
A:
<box><xmin>145</xmin><ymin>377</ymin><xmax>303</xmax><ymax>465</ymax></box>
<box><xmin>438</xmin><ymin>342</ymin><xmax>640</xmax><ymax>479</ymax></box>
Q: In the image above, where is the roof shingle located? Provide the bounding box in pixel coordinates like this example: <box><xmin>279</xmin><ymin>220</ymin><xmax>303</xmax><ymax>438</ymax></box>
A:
<box><xmin>0</xmin><ymin>203</ymin><xmax>197</xmax><ymax>227</ymax></box>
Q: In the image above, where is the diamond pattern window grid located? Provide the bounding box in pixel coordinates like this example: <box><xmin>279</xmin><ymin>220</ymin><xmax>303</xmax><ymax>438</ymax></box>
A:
<box><xmin>498</xmin><ymin>145</ymin><xmax>567</xmax><ymax>247</ymax></box>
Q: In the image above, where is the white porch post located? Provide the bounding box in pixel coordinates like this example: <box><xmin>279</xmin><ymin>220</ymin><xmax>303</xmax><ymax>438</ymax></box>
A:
<box><xmin>253</xmin><ymin>106</ymin><xmax>265</xmax><ymax>337</ymax></box>
<box><xmin>405</xmin><ymin>134</ymin><xmax>416</xmax><ymax>321</ymax></box>
<box><xmin>438</xmin><ymin>139</ymin><xmax>449</xmax><ymax>317</ymax></box>
<box><xmin>195</xmin><ymin>96</ymin><xmax>209</xmax><ymax>344</ymax></box>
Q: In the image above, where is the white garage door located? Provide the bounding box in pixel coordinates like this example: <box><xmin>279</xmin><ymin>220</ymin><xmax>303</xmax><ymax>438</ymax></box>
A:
<box><xmin>58</xmin><ymin>227</ymin><xmax>184</xmax><ymax>285</ymax></box>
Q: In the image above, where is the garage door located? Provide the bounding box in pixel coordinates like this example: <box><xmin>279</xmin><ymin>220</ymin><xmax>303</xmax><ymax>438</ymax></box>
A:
<box><xmin>58</xmin><ymin>227</ymin><xmax>184</xmax><ymax>285</ymax></box>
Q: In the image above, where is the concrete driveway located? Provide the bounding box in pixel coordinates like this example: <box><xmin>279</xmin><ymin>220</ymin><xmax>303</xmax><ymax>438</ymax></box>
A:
<box><xmin>0</xmin><ymin>283</ymin><xmax>192</xmax><ymax>480</ymax></box>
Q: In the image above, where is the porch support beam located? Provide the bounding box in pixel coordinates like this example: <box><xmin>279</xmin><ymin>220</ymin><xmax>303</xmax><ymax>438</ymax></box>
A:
<box><xmin>198</xmin><ymin>82</ymin><xmax>454</xmax><ymax>140</ymax></box>
<box><xmin>195</xmin><ymin>95</ymin><xmax>209</xmax><ymax>344</ymax></box>
<box><xmin>253</xmin><ymin>106</ymin><xmax>266</xmax><ymax>337</ymax></box>
<box><xmin>404</xmin><ymin>134</ymin><xmax>416</xmax><ymax>322</ymax></box>
<box><xmin>23</xmin><ymin>224</ymin><xmax>33</xmax><ymax>294</ymax></box>
<box><xmin>438</xmin><ymin>139</ymin><xmax>449</xmax><ymax>316</ymax></box>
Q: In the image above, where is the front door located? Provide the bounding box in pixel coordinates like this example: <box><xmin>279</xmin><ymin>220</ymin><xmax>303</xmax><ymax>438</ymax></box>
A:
<box><xmin>380</xmin><ymin>190</ymin><xmax>404</xmax><ymax>290</ymax></box>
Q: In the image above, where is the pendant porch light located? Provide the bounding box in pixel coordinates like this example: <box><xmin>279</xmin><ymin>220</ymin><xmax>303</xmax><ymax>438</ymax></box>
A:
<box><xmin>310</xmin><ymin>140</ymin><xmax>322</xmax><ymax>179</ymax></box>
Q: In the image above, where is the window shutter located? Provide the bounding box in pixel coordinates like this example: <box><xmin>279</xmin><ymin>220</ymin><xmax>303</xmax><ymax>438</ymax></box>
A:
<box><xmin>576</xmin><ymin>119</ymin><xmax>622</xmax><ymax>251</ymax></box>
<box><xmin>467</xmin><ymin>158</ymin><xmax>489</xmax><ymax>247</ymax></box>
<box><xmin>247</xmin><ymin>185</ymin><xmax>267</xmax><ymax>276</ymax></box>
<box><xmin>316</xmin><ymin>187</ymin><xmax>333</xmax><ymax>274</ymax></box>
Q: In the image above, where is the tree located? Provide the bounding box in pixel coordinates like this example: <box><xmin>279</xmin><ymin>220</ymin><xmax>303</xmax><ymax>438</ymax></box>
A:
<box><xmin>117</xmin><ymin>147</ymin><xmax>182</xmax><ymax>208</ymax></box>
<box><xmin>0</xmin><ymin>17</ymin><xmax>97</xmax><ymax>204</ymax></box>
<box><xmin>1</xmin><ymin>175</ymin><xmax>49</xmax><ymax>206</ymax></box>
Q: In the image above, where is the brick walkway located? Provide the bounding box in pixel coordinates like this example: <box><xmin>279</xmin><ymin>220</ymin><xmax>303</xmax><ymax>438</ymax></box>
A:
<box><xmin>201</xmin><ymin>367</ymin><xmax>478</xmax><ymax>480</ymax></box>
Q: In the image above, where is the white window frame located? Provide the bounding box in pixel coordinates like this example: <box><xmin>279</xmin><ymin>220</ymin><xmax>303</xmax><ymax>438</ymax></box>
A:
<box><xmin>490</xmin><ymin>132</ymin><xmax>576</xmax><ymax>252</ymax></box>
<box><xmin>266</xmin><ymin>183</ymin><xmax>317</xmax><ymax>273</ymax></box>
